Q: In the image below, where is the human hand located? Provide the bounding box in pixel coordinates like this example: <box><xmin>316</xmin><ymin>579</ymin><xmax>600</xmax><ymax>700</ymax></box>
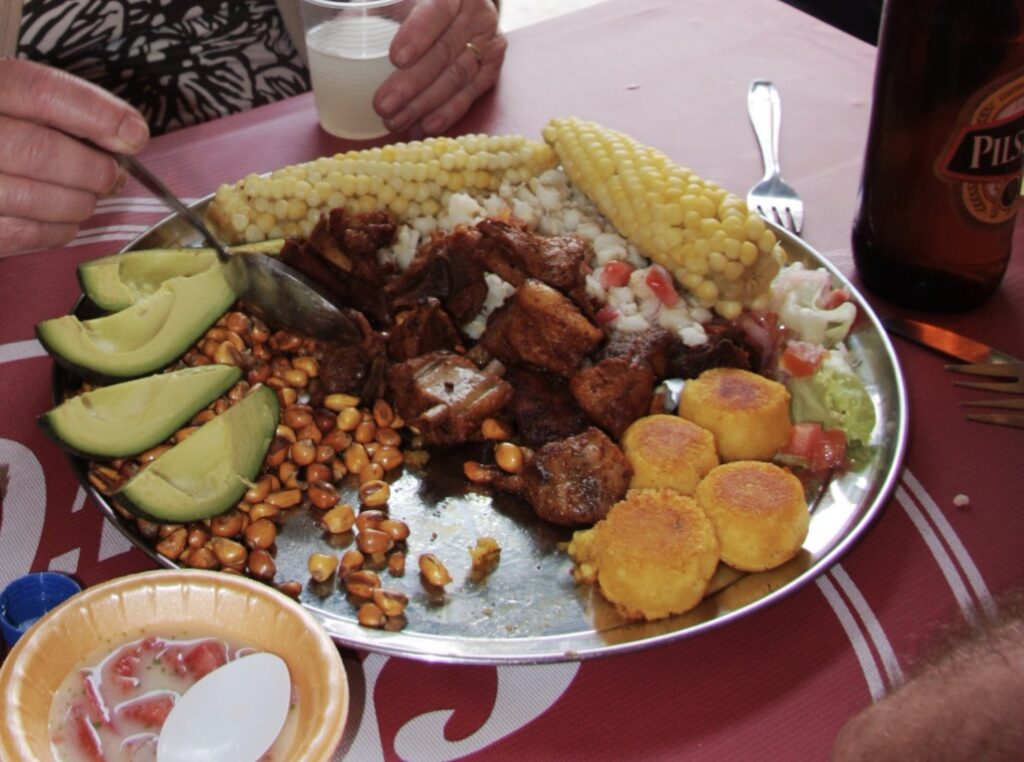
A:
<box><xmin>0</xmin><ymin>59</ymin><xmax>150</xmax><ymax>257</ymax></box>
<box><xmin>374</xmin><ymin>0</ymin><xmax>506</xmax><ymax>136</ymax></box>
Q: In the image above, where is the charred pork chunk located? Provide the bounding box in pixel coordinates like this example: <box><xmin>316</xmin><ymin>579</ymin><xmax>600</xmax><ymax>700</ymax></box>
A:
<box><xmin>665</xmin><ymin>323</ymin><xmax>754</xmax><ymax>379</ymax></box>
<box><xmin>386</xmin><ymin>229</ymin><xmax>489</xmax><ymax>326</ymax></box>
<box><xmin>471</xmin><ymin>218</ymin><xmax>588</xmax><ymax>293</ymax></box>
<box><xmin>598</xmin><ymin>326</ymin><xmax>682</xmax><ymax>379</ymax></box>
<box><xmin>318</xmin><ymin>309</ymin><xmax>388</xmax><ymax>402</ymax></box>
<box><xmin>480</xmin><ymin>279</ymin><xmax>604</xmax><ymax>378</ymax></box>
<box><xmin>504</xmin><ymin>366</ymin><xmax>590</xmax><ymax>446</ymax></box>
<box><xmin>569</xmin><ymin>357</ymin><xmax>656</xmax><ymax>440</ymax></box>
<box><xmin>466</xmin><ymin>427</ymin><xmax>632</xmax><ymax>526</ymax></box>
<box><xmin>388</xmin><ymin>351</ymin><xmax>514</xmax><ymax>446</ymax></box>
<box><xmin>386</xmin><ymin>299</ymin><xmax>461</xmax><ymax>362</ymax></box>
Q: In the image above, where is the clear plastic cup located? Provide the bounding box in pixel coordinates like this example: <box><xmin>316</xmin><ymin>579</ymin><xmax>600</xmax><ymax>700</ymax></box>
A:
<box><xmin>300</xmin><ymin>0</ymin><xmax>417</xmax><ymax>139</ymax></box>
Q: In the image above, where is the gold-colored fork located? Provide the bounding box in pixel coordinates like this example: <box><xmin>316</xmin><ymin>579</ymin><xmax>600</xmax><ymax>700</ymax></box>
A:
<box><xmin>946</xmin><ymin>362</ymin><xmax>1024</xmax><ymax>428</ymax></box>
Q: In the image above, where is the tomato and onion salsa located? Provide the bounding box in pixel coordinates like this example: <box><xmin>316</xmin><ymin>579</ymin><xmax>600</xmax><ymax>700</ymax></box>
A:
<box><xmin>48</xmin><ymin>634</ymin><xmax>297</xmax><ymax>762</ymax></box>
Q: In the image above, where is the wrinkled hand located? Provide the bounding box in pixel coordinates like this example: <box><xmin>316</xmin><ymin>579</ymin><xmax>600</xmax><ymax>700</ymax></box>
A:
<box><xmin>374</xmin><ymin>0</ymin><xmax>506</xmax><ymax>136</ymax></box>
<box><xmin>0</xmin><ymin>59</ymin><xmax>149</xmax><ymax>257</ymax></box>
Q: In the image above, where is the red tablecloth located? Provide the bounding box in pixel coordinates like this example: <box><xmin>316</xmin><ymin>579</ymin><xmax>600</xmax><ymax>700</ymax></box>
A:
<box><xmin>2</xmin><ymin>0</ymin><xmax>1023</xmax><ymax>759</ymax></box>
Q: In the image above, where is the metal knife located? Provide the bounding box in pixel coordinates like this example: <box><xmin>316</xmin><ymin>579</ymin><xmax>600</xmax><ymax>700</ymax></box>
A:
<box><xmin>881</xmin><ymin>316</ymin><xmax>1022</xmax><ymax>364</ymax></box>
<box><xmin>114</xmin><ymin>153</ymin><xmax>362</xmax><ymax>345</ymax></box>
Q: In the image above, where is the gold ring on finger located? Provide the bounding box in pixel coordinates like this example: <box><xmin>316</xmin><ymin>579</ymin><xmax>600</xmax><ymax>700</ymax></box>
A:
<box><xmin>466</xmin><ymin>42</ymin><xmax>483</xmax><ymax>63</ymax></box>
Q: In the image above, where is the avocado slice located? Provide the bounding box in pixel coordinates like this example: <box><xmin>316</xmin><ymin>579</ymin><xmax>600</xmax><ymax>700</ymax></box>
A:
<box><xmin>116</xmin><ymin>384</ymin><xmax>279</xmax><ymax>522</ymax></box>
<box><xmin>79</xmin><ymin>240</ymin><xmax>285</xmax><ymax>312</ymax></box>
<box><xmin>36</xmin><ymin>265</ymin><xmax>237</xmax><ymax>382</ymax></box>
<box><xmin>39</xmin><ymin>365</ymin><xmax>242</xmax><ymax>458</ymax></box>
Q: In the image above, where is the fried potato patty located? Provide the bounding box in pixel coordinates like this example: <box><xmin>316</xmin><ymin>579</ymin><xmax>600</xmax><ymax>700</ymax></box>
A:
<box><xmin>620</xmin><ymin>414</ymin><xmax>719</xmax><ymax>495</ymax></box>
<box><xmin>677</xmin><ymin>367</ymin><xmax>792</xmax><ymax>461</ymax></box>
<box><xmin>695</xmin><ymin>461</ymin><xmax>808</xmax><ymax>572</ymax></box>
<box><xmin>567</xmin><ymin>488</ymin><xmax>719</xmax><ymax>621</ymax></box>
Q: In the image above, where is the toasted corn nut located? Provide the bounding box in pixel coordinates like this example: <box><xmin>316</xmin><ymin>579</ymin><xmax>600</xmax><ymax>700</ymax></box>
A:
<box><xmin>139</xmin><ymin>444</ymin><xmax>172</xmax><ymax>464</ymax></box>
<box><xmin>373</xmin><ymin>446</ymin><xmax>404</xmax><ymax>472</ymax></box>
<box><xmin>324</xmin><ymin>393</ymin><xmax>361</xmax><ymax>412</ymax></box>
<box><xmin>290</xmin><ymin>439</ymin><xmax>317</xmax><ymax>467</ymax></box>
<box><xmin>354</xmin><ymin>509</ymin><xmax>385</xmax><ymax>533</ymax></box>
<box><xmin>346</xmin><ymin>569</ymin><xmax>382</xmax><ymax>599</ymax></box>
<box><xmin>248</xmin><ymin>549</ymin><xmax>277</xmax><ymax>581</ymax></box>
<box><xmin>339</xmin><ymin>549</ymin><xmax>365</xmax><ymax>579</ymax></box>
<box><xmin>296</xmin><ymin>423</ymin><xmax>323</xmax><ymax>446</ymax></box>
<box><xmin>292</xmin><ymin>355</ymin><xmax>319</xmax><ymax>378</ymax></box>
<box><xmin>248</xmin><ymin>363</ymin><xmax>272</xmax><ymax>385</ymax></box>
<box><xmin>156</xmin><ymin>527</ymin><xmax>187</xmax><ymax>560</ymax></box>
<box><xmin>284</xmin><ymin>405</ymin><xmax>313</xmax><ymax>430</ymax></box>
<box><xmin>174</xmin><ymin>426</ymin><xmax>199</xmax><ymax>443</ymax></box>
<box><xmin>191</xmin><ymin>409</ymin><xmax>217</xmax><ymax>425</ymax></box>
<box><xmin>187</xmin><ymin>546</ymin><xmax>218</xmax><ymax>570</ymax></box>
<box><xmin>387</xmin><ymin>552</ymin><xmax>406</xmax><ymax>577</ymax></box>
<box><xmin>273</xmin><ymin>331</ymin><xmax>303</xmax><ymax>352</ymax></box>
<box><xmin>364</xmin><ymin>442</ymin><xmax>380</xmax><ymax>458</ymax></box>
<box><xmin>136</xmin><ymin>519</ymin><xmax>161</xmax><ymax>540</ymax></box>
<box><xmin>157</xmin><ymin>523</ymin><xmax>184</xmax><ymax>539</ymax></box>
<box><xmin>358</xmin><ymin>479</ymin><xmax>390</xmax><ymax>507</ymax></box>
<box><xmin>330</xmin><ymin>457</ymin><xmax>348</xmax><ymax>482</ymax></box>
<box><xmin>481</xmin><ymin>417</ymin><xmax>513</xmax><ymax>440</ymax></box>
<box><xmin>244</xmin><ymin>475</ymin><xmax>273</xmax><ymax>504</ymax></box>
<box><xmin>308</xmin><ymin>552</ymin><xmax>338</xmax><ymax>582</ymax></box>
<box><xmin>187</xmin><ymin>525</ymin><xmax>211</xmax><ymax>549</ymax></box>
<box><xmin>495</xmin><ymin>442</ymin><xmax>524</xmax><ymax>474</ymax></box>
<box><xmin>314</xmin><ymin>444</ymin><xmax>335</xmax><ymax>464</ymax></box>
<box><xmin>275</xmin><ymin>424</ymin><xmax>297</xmax><ymax>444</ymax></box>
<box><xmin>213</xmin><ymin>538</ymin><xmax>248</xmax><ymax>566</ymax></box>
<box><xmin>267</xmin><ymin>488</ymin><xmax>303</xmax><ymax>509</ymax></box>
<box><xmin>244</xmin><ymin>518</ymin><xmax>278</xmax><ymax>550</ymax></box>
<box><xmin>358</xmin><ymin>602</ymin><xmax>386</xmax><ymax>629</ymax></box>
<box><xmin>276</xmin><ymin>580</ymin><xmax>302</xmax><ymax>600</ymax></box>
<box><xmin>278</xmin><ymin>387</ymin><xmax>298</xmax><ymax>407</ymax></box>
<box><xmin>309</xmin><ymin>480</ymin><xmax>341</xmax><ymax>510</ymax></box>
<box><xmin>357</xmin><ymin>528</ymin><xmax>393</xmax><ymax>555</ymax></box>
<box><xmin>306</xmin><ymin>462</ymin><xmax>332</xmax><ymax>483</ymax></box>
<box><xmin>358</xmin><ymin>462</ymin><xmax>385</xmax><ymax>484</ymax></box>
<box><xmin>469</xmin><ymin>536</ymin><xmax>502</xmax><ymax>578</ymax></box>
<box><xmin>337</xmin><ymin>407</ymin><xmax>362</xmax><ymax>432</ymax></box>
<box><xmin>372</xmin><ymin>588</ymin><xmax>409</xmax><ymax>617</ymax></box>
<box><xmin>463</xmin><ymin>460</ymin><xmax>490</xmax><ymax>483</ymax></box>
<box><xmin>344</xmin><ymin>443</ymin><xmax>369</xmax><ymax>473</ymax></box>
<box><xmin>212</xmin><ymin>398</ymin><xmax>230</xmax><ymax>415</ymax></box>
<box><xmin>372</xmin><ymin>399</ymin><xmax>395</xmax><ymax>428</ymax></box>
<box><xmin>210</xmin><ymin>510</ymin><xmax>244</xmax><ymax>538</ymax></box>
<box><xmin>248</xmin><ymin>502</ymin><xmax>281</xmax><ymax>522</ymax></box>
<box><xmin>226</xmin><ymin>311</ymin><xmax>252</xmax><ymax>336</ymax></box>
<box><xmin>265</xmin><ymin>437</ymin><xmax>290</xmax><ymax>468</ymax></box>
<box><xmin>375</xmin><ymin>427</ymin><xmax>402</xmax><ymax>448</ymax></box>
<box><xmin>321</xmin><ymin>503</ymin><xmax>356</xmax><ymax>533</ymax></box>
<box><xmin>314</xmin><ymin>409</ymin><xmax>337</xmax><ymax>434</ymax></box>
<box><xmin>379</xmin><ymin>518</ymin><xmax>410</xmax><ymax>542</ymax></box>
<box><xmin>227</xmin><ymin>380</ymin><xmax>251</xmax><ymax>402</ymax></box>
<box><xmin>419</xmin><ymin>554</ymin><xmax>452</xmax><ymax>587</ymax></box>
<box><xmin>354</xmin><ymin>421</ymin><xmax>377</xmax><ymax>444</ymax></box>
<box><xmin>324</xmin><ymin>428</ymin><xmax>352</xmax><ymax>452</ymax></box>
<box><xmin>214</xmin><ymin>341</ymin><xmax>243</xmax><ymax>366</ymax></box>
<box><xmin>251</xmin><ymin>319</ymin><xmax>271</xmax><ymax>343</ymax></box>
<box><xmin>278</xmin><ymin>461</ymin><xmax>300</xmax><ymax>489</ymax></box>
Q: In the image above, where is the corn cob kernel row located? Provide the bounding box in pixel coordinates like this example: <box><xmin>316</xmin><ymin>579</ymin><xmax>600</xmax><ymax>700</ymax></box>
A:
<box><xmin>205</xmin><ymin>134</ymin><xmax>557</xmax><ymax>245</ymax></box>
<box><xmin>542</xmin><ymin>117</ymin><xmax>785</xmax><ymax>318</ymax></box>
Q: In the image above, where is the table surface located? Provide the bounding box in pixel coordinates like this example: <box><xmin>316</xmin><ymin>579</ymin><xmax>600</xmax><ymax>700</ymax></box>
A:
<box><xmin>2</xmin><ymin>0</ymin><xmax>1023</xmax><ymax>759</ymax></box>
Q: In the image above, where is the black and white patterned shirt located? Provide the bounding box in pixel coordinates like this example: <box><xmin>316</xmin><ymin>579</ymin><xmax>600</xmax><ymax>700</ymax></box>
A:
<box><xmin>19</xmin><ymin>1</ymin><xmax>311</xmax><ymax>134</ymax></box>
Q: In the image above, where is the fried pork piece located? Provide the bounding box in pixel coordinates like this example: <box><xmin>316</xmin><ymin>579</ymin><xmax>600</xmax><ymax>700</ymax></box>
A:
<box><xmin>466</xmin><ymin>427</ymin><xmax>632</xmax><ymax>526</ymax></box>
<box><xmin>620</xmin><ymin>414</ymin><xmax>719</xmax><ymax>495</ymax></box>
<box><xmin>504</xmin><ymin>366</ymin><xmax>589</xmax><ymax>446</ymax></box>
<box><xmin>480</xmin><ymin>279</ymin><xmax>603</xmax><ymax>378</ymax></box>
<box><xmin>568</xmin><ymin>488</ymin><xmax>720</xmax><ymax>621</ymax></box>
<box><xmin>318</xmin><ymin>309</ymin><xmax>388</xmax><ymax>401</ymax></box>
<box><xmin>386</xmin><ymin>299</ymin><xmax>461</xmax><ymax>361</ymax></box>
<box><xmin>569</xmin><ymin>357</ymin><xmax>655</xmax><ymax>439</ymax></box>
<box><xmin>678</xmin><ymin>367</ymin><xmax>792</xmax><ymax>461</ymax></box>
<box><xmin>666</xmin><ymin>323</ymin><xmax>755</xmax><ymax>379</ymax></box>
<box><xmin>695</xmin><ymin>461</ymin><xmax>808</xmax><ymax>572</ymax></box>
<box><xmin>387</xmin><ymin>350</ymin><xmax>513</xmax><ymax>446</ymax></box>
<box><xmin>471</xmin><ymin>218</ymin><xmax>589</xmax><ymax>293</ymax></box>
<box><xmin>386</xmin><ymin>229</ymin><xmax>488</xmax><ymax>326</ymax></box>
<box><xmin>597</xmin><ymin>326</ymin><xmax>681</xmax><ymax>379</ymax></box>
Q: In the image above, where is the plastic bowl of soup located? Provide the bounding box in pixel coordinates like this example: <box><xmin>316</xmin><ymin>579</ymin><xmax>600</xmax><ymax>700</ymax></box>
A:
<box><xmin>0</xmin><ymin>569</ymin><xmax>348</xmax><ymax>761</ymax></box>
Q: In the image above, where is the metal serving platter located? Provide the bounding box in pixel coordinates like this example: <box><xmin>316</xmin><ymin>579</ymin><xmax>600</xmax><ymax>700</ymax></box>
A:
<box><xmin>55</xmin><ymin>199</ymin><xmax>908</xmax><ymax>664</ymax></box>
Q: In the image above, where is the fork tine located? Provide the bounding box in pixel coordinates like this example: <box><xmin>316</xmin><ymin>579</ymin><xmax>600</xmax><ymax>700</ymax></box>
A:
<box><xmin>945</xmin><ymin>362</ymin><xmax>1022</xmax><ymax>378</ymax></box>
<box><xmin>952</xmin><ymin>380</ymin><xmax>1024</xmax><ymax>393</ymax></box>
<box><xmin>961</xmin><ymin>397</ymin><xmax>1024</xmax><ymax>409</ymax></box>
<box><xmin>964</xmin><ymin>412</ymin><xmax>1024</xmax><ymax>429</ymax></box>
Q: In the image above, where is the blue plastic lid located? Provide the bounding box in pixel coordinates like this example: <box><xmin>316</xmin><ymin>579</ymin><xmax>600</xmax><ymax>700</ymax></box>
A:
<box><xmin>0</xmin><ymin>572</ymin><xmax>82</xmax><ymax>647</ymax></box>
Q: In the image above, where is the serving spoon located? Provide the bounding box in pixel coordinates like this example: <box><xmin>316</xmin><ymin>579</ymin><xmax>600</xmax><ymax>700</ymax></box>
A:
<box><xmin>114</xmin><ymin>152</ymin><xmax>362</xmax><ymax>344</ymax></box>
<box><xmin>157</xmin><ymin>652</ymin><xmax>292</xmax><ymax>762</ymax></box>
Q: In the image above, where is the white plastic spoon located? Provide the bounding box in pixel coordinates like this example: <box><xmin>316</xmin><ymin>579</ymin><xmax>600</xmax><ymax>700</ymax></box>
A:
<box><xmin>157</xmin><ymin>652</ymin><xmax>291</xmax><ymax>762</ymax></box>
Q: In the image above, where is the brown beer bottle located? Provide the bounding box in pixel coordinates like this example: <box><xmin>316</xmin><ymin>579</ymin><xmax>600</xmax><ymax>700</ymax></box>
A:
<box><xmin>852</xmin><ymin>0</ymin><xmax>1024</xmax><ymax>311</ymax></box>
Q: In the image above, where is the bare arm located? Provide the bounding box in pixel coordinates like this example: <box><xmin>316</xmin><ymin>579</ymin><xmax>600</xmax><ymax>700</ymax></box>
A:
<box><xmin>0</xmin><ymin>59</ymin><xmax>149</xmax><ymax>256</ymax></box>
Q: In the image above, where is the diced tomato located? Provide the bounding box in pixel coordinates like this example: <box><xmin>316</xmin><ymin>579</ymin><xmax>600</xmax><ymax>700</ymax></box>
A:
<box><xmin>821</xmin><ymin>288</ymin><xmax>851</xmax><ymax>309</ymax></box>
<box><xmin>781</xmin><ymin>341</ymin><xmax>825</xmax><ymax>377</ymax></box>
<box><xmin>783</xmin><ymin>421</ymin><xmax>823</xmax><ymax>461</ymax></box>
<box><xmin>644</xmin><ymin>265</ymin><xmax>680</xmax><ymax>307</ymax></box>
<box><xmin>594</xmin><ymin>305</ymin><xmax>619</xmax><ymax>326</ymax></box>
<box><xmin>600</xmin><ymin>260</ymin><xmax>634</xmax><ymax>289</ymax></box>
<box><xmin>112</xmin><ymin>650</ymin><xmax>140</xmax><ymax>678</ymax></box>
<box><xmin>184</xmin><ymin>639</ymin><xmax>228</xmax><ymax>680</ymax></box>
<box><xmin>68</xmin><ymin>704</ymin><xmax>105</xmax><ymax>762</ymax></box>
<box><xmin>813</xmin><ymin>428</ymin><xmax>848</xmax><ymax>472</ymax></box>
<box><xmin>116</xmin><ymin>693</ymin><xmax>176</xmax><ymax>729</ymax></box>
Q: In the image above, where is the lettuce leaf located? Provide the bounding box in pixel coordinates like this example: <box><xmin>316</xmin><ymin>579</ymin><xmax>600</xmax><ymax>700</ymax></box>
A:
<box><xmin>788</xmin><ymin>349</ymin><xmax>876</xmax><ymax>445</ymax></box>
<box><xmin>771</xmin><ymin>262</ymin><xmax>857</xmax><ymax>347</ymax></box>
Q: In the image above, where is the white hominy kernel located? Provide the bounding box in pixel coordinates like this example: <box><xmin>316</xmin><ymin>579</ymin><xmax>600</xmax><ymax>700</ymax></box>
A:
<box><xmin>953</xmin><ymin>493</ymin><xmax>970</xmax><ymax>508</ymax></box>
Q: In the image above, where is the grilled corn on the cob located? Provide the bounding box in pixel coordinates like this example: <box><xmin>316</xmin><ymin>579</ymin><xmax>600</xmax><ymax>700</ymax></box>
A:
<box><xmin>543</xmin><ymin>117</ymin><xmax>784</xmax><ymax>318</ymax></box>
<box><xmin>205</xmin><ymin>134</ymin><xmax>557</xmax><ymax>245</ymax></box>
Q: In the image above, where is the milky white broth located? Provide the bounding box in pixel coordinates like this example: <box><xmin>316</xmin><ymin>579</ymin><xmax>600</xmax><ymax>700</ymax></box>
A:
<box><xmin>47</xmin><ymin>633</ymin><xmax>298</xmax><ymax>762</ymax></box>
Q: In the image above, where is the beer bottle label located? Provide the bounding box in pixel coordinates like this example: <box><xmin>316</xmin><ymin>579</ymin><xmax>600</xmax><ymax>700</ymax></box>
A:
<box><xmin>938</xmin><ymin>72</ymin><xmax>1024</xmax><ymax>225</ymax></box>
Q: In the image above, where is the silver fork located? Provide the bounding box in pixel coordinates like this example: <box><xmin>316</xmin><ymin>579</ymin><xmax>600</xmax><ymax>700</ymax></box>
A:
<box><xmin>747</xmin><ymin>80</ymin><xmax>804</xmax><ymax>235</ymax></box>
<box><xmin>946</xmin><ymin>362</ymin><xmax>1024</xmax><ymax>428</ymax></box>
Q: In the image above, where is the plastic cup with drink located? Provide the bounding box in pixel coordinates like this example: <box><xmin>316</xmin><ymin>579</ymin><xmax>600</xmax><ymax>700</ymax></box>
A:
<box><xmin>299</xmin><ymin>0</ymin><xmax>416</xmax><ymax>140</ymax></box>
